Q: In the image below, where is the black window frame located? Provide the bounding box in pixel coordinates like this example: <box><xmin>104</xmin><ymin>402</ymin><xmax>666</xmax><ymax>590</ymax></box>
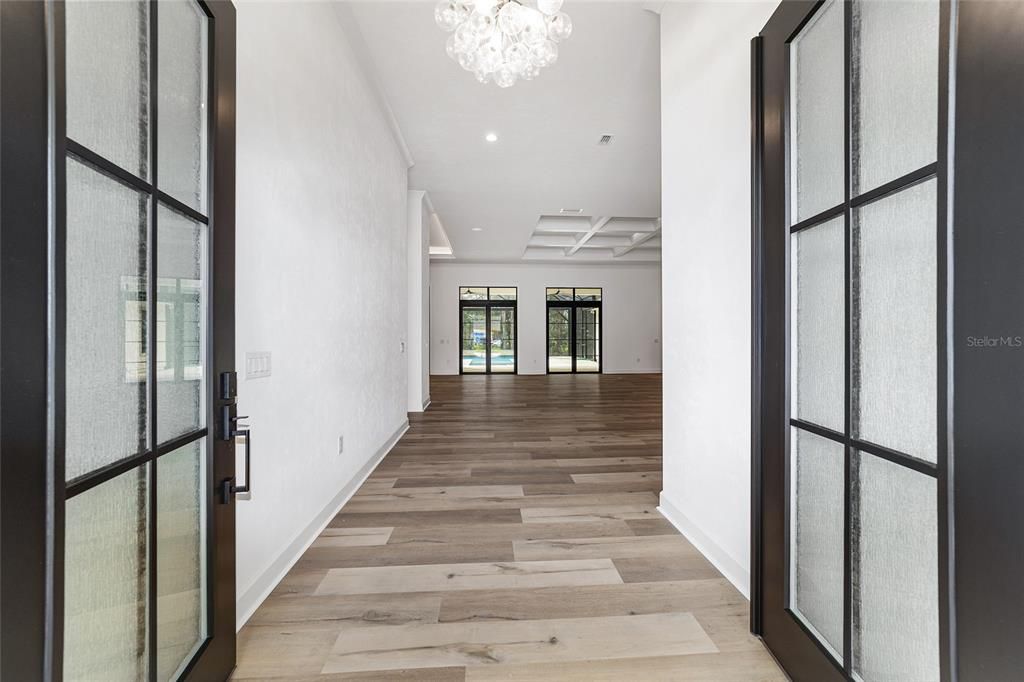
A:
<box><xmin>545</xmin><ymin>287</ymin><xmax>603</xmax><ymax>374</ymax></box>
<box><xmin>458</xmin><ymin>286</ymin><xmax>518</xmax><ymax>375</ymax></box>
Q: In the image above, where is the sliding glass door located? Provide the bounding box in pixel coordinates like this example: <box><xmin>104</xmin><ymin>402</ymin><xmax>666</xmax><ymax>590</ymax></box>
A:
<box><xmin>547</xmin><ymin>288</ymin><xmax>602</xmax><ymax>373</ymax></box>
<box><xmin>459</xmin><ymin>287</ymin><xmax>517</xmax><ymax>374</ymax></box>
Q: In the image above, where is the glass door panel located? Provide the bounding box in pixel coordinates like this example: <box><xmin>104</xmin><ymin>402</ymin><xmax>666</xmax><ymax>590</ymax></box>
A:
<box><xmin>547</xmin><ymin>307</ymin><xmax>571</xmax><ymax>373</ymax></box>
<box><xmin>64</xmin><ymin>156</ymin><xmax>149</xmax><ymax>480</ymax></box>
<box><xmin>777</xmin><ymin>0</ymin><xmax>941</xmax><ymax>678</ymax></box>
<box><xmin>852</xmin><ymin>451</ymin><xmax>938</xmax><ymax>681</ymax></box>
<box><xmin>63</xmin><ymin>466</ymin><xmax>150</xmax><ymax>680</ymax></box>
<box><xmin>60</xmin><ymin>1</ymin><xmax>218</xmax><ymax>678</ymax></box>
<box><xmin>574</xmin><ymin>306</ymin><xmax>600</xmax><ymax>373</ymax></box>
<box><xmin>489</xmin><ymin>307</ymin><xmax>516</xmax><ymax>373</ymax></box>
<box><xmin>790</xmin><ymin>0</ymin><xmax>843</xmax><ymax>222</ymax></box>
<box><xmin>157</xmin><ymin>440</ymin><xmax>206</xmax><ymax>681</ymax></box>
<box><xmin>461</xmin><ymin>307</ymin><xmax>487</xmax><ymax>373</ymax></box>
<box><xmin>157</xmin><ymin>204</ymin><xmax>207</xmax><ymax>444</ymax></box>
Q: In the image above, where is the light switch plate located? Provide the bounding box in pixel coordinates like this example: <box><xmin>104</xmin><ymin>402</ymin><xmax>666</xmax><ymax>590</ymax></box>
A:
<box><xmin>245</xmin><ymin>351</ymin><xmax>272</xmax><ymax>379</ymax></box>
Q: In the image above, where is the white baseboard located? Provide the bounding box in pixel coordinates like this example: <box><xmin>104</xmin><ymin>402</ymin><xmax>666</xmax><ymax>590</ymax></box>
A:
<box><xmin>422</xmin><ymin>398</ymin><xmax>431</xmax><ymax>410</ymax></box>
<box><xmin>235</xmin><ymin>419</ymin><xmax>410</xmax><ymax>630</ymax></box>
<box><xmin>604</xmin><ymin>368</ymin><xmax>663</xmax><ymax>374</ymax></box>
<box><xmin>657</xmin><ymin>491</ymin><xmax>750</xmax><ymax>599</ymax></box>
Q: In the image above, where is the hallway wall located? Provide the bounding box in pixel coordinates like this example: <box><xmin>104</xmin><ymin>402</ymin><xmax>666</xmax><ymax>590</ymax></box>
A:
<box><xmin>234</xmin><ymin>1</ymin><xmax>410</xmax><ymax>626</ymax></box>
<box><xmin>429</xmin><ymin>261</ymin><xmax>662</xmax><ymax>375</ymax></box>
<box><xmin>658</xmin><ymin>1</ymin><xmax>776</xmax><ymax>597</ymax></box>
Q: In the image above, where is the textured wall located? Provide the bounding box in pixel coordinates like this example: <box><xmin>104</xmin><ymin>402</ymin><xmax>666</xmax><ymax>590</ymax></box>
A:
<box><xmin>659</xmin><ymin>1</ymin><xmax>776</xmax><ymax>596</ymax></box>
<box><xmin>234</xmin><ymin>1</ymin><xmax>409</xmax><ymax>623</ymax></box>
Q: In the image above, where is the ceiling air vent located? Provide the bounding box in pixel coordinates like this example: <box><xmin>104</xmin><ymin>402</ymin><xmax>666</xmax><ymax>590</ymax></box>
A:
<box><xmin>598</xmin><ymin>134</ymin><xmax>613</xmax><ymax>145</ymax></box>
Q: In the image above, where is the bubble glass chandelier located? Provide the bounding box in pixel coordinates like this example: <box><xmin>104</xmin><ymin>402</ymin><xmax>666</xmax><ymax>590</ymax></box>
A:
<box><xmin>435</xmin><ymin>0</ymin><xmax>573</xmax><ymax>88</ymax></box>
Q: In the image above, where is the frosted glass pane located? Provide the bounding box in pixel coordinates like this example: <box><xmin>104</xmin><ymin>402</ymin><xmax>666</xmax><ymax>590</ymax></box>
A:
<box><xmin>854</xmin><ymin>452</ymin><xmax>938</xmax><ymax>681</ymax></box>
<box><xmin>157</xmin><ymin>205</ymin><xmax>207</xmax><ymax>443</ymax></box>
<box><xmin>158</xmin><ymin>0</ymin><xmax>209</xmax><ymax>213</ymax></box>
<box><xmin>853</xmin><ymin>0</ymin><xmax>939</xmax><ymax>194</ymax></box>
<box><xmin>65</xmin><ymin>157</ymin><xmax>149</xmax><ymax>480</ymax></box>
<box><xmin>66</xmin><ymin>0</ymin><xmax>149</xmax><ymax>178</ymax></box>
<box><xmin>790</xmin><ymin>428</ymin><xmax>845</xmax><ymax>660</ymax></box>
<box><xmin>157</xmin><ymin>440</ymin><xmax>206</xmax><ymax>681</ymax></box>
<box><xmin>790</xmin><ymin>0</ymin><xmax>844</xmax><ymax>222</ymax></box>
<box><xmin>791</xmin><ymin>217</ymin><xmax>845</xmax><ymax>431</ymax></box>
<box><xmin>855</xmin><ymin>180</ymin><xmax>937</xmax><ymax>461</ymax></box>
<box><xmin>64</xmin><ymin>467</ymin><xmax>149</xmax><ymax>680</ymax></box>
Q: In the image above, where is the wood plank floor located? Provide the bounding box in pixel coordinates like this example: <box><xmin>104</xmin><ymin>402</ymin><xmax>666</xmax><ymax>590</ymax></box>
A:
<box><xmin>233</xmin><ymin>374</ymin><xmax>785</xmax><ymax>681</ymax></box>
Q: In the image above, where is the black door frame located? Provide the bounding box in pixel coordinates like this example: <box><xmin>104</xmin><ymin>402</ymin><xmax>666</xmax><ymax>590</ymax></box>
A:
<box><xmin>752</xmin><ymin>1</ymin><xmax>1024</xmax><ymax>681</ymax></box>
<box><xmin>545</xmin><ymin>288</ymin><xmax>603</xmax><ymax>374</ymax></box>
<box><xmin>0</xmin><ymin>1</ymin><xmax>237</xmax><ymax>679</ymax></box>
<box><xmin>458</xmin><ymin>287</ymin><xmax>518</xmax><ymax>375</ymax></box>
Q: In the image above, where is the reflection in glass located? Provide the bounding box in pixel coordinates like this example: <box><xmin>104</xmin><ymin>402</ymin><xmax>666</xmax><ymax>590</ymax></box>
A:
<box><xmin>64</xmin><ymin>466</ymin><xmax>149</xmax><ymax>680</ymax></box>
<box><xmin>548</xmin><ymin>307</ymin><xmax>571</xmax><ymax>372</ymax></box>
<box><xmin>157</xmin><ymin>440</ymin><xmax>206</xmax><ymax>681</ymax></box>
<box><xmin>66</xmin><ymin>157</ymin><xmax>149</xmax><ymax>480</ymax></box>
<box><xmin>574</xmin><ymin>288</ymin><xmax>602</xmax><ymax>301</ymax></box>
<box><xmin>461</xmin><ymin>307</ymin><xmax>487</xmax><ymax>372</ymax></box>
<box><xmin>489</xmin><ymin>307</ymin><xmax>516</xmax><ymax>372</ymax></box>
<box><xmin>157</xmin><ymin>204</ymin><xmax>207</xmax><ymax>444</ymax></box>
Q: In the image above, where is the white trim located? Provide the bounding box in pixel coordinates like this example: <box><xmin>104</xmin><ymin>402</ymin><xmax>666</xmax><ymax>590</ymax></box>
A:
<box><xmin>235</xmin><ymin>419</ymin><xmax>410</xmax><ymax>629</ymax></box>
<box><xmin>605</xmin><ymin>368</ymin><xmax>663</xmax><ymax>375</ymax></box>
<box><xmin>657</xmin><ymin>491</ymin><xmax>750</xmax><ymax>599</ymax></box>
<box><xmin>421</xmin><ymin>398</ymin><xmax>431</xmax><ymax>410</ymax></box>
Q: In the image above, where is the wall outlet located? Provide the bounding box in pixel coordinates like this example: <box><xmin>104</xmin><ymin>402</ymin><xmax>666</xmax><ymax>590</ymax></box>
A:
<box><xmin>338</xmin><ymin>435</ymin><xmax>344</xmax><ymax>455</ymax></box>
<box><xmin>245</xmin><ymin>351</ymin><xmax>272</xmax><ymax>379</ymax></box>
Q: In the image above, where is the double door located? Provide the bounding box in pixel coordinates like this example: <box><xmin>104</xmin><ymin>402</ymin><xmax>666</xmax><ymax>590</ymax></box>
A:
<box><xmin>460</xmin><ymin>304</ymin><xmax>517</xmax><ymax>374</ymax></box>
<box><xmin>547</xmin><ymin>288</ymin><xmax>602</xmax><ymax>374</ymax></box>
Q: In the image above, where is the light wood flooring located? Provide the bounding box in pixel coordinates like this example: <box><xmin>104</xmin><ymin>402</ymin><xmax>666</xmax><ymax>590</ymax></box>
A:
<box><xmin>233</xmin><ymin>374</ymin><xmax>785</xmax><ymax>681</ymax></box>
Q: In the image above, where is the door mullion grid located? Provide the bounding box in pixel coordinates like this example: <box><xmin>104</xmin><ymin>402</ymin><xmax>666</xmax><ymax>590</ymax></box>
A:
<box><xmin>146</xmin><ymin>1</ymin><xmax>160</xmax><ymax>678</ymax></box>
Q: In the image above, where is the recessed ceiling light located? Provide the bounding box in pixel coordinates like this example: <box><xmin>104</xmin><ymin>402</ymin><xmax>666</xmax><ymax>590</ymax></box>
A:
<box><xmin>559</xmin><ymin>208</ymin><xmax>584</xmax><ymax>215</ymax></box>
<box><xmin>472</xmin><ymin>227</ymin><xmax>483</xmax><ymax>232</ymax></box>
<box><xmin>485</xmin><ymin>132</ymin><xmax>498</xmax><ymax>143</ymax></box>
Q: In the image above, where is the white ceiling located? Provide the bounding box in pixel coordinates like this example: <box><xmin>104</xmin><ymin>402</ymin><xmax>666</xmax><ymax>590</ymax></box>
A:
<box><xmin>348</xmin><ymin>1</ymin><xmax>662</xmax><ymax>262</ymax></box>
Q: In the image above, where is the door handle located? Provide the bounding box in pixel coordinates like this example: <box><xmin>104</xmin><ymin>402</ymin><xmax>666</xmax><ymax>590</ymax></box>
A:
<box><xmin>220</xmin><ymin>425</ymin><xmax>251</xmax><ymax>503</ymax></box>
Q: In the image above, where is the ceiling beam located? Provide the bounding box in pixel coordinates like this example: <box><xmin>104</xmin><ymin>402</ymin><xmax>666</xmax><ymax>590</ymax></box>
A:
<box><xmin>565</xmin><ymin>216</ymin><xmax>613</xmax><ymax>256</ymax></box>
<box><xmin>613</xmin><ymin>225</ymin><xmax>661</xmax><ymax>257</ymax></box>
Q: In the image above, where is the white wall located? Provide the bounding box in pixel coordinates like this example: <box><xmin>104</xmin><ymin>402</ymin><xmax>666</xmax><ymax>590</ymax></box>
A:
<box><xmin>430</xmin><ymin>262</ymin><xmax>662</xmax><ymax>375</ymax></box>
<box><xmin>407</xmin><ymin>191</ymin><xmax>430</xmax><ymax>411</ymax></box>
<box><xmin>234</xmin><ymin>1</ymin><xmax>410</xmax><ymax>626</ymax></box>
<box><xmin>658</xmin><ymin>1</ymin><xmax>776</xmax><ymax>598</ymax></box>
